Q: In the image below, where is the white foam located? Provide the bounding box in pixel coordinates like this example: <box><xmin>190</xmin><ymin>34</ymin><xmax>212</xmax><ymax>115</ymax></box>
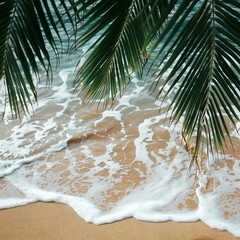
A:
<box><xmin>1</xmin><ymin>62</ymin><xmax>240</xmax><ymax>238</ymax></box>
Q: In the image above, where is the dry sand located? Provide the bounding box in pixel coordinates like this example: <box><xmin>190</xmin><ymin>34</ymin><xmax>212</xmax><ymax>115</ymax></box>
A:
<box><xmin>0</xmin><ymin>202</ymin><xmax>239</xmax><ymax>240</ymax></box>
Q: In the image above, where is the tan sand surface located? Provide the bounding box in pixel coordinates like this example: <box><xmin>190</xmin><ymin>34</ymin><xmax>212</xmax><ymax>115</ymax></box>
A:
<box><xmin>0</xmin><ymin>202</ymin><xmax>238</xmax><ymax>240</ymax></box>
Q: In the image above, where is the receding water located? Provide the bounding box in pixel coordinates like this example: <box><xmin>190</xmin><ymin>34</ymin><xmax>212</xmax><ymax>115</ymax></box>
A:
<box><xmin>0</xmin><ymin>58</ymin><xmax>240</xmax><ymax>236</ymax></box>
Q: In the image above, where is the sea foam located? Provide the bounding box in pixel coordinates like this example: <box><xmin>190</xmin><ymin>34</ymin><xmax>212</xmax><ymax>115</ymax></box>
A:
<box><xmin>0</xmin><ymin>65</ymin><xmax>240</xmax><ymax>238</ymax></box>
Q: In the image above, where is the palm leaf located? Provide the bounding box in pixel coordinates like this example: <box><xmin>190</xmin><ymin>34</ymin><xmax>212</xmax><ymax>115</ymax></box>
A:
<box><xmin>72</xmin><ymin>0</ymin><xmax>172</xmax><ymax>106</ymax></box>
<box><xmin>1</xmin><ymin>0</ymin><xmax>239</xmax><ymax>168</ymax></box>
<box><xmin>71</xmin><ymin>0</ymin><xmax>240</xmax><ymax>165</ymax></box>
<box><xmin>0</xmin><ymin>0</ymin><xmax>74</xmax><ymax>117</ymax></box>
<box><xmin>149</xmin><ymin>0</ymin><xmax>240</xmax><ymax>165</ymax></box>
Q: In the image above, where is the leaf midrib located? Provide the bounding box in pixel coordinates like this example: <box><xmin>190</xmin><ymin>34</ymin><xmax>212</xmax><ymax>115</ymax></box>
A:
<box><xmin>2</xmin><ymin>0</ymin><xmax>19</xmax><ymax>78</ymax></box>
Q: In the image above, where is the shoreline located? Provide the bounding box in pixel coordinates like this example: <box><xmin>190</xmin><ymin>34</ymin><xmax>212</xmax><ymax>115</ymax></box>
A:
<box><xmin>0</xmin><ymin>202</ymin><xmax>238</xmax><ymax>240</ymax></box>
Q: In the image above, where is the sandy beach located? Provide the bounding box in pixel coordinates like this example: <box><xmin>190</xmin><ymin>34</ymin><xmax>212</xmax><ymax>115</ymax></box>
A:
<box><xmin>0</xmin><ymin>202</ymin><xmax>238</xmax><ymax>240</ymax></box>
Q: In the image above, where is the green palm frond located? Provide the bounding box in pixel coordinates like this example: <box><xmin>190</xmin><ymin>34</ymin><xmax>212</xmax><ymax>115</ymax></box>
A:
<box><xmin>0</xmin><ymin>0</ymin><xmax>74</xmax><ymax>117</ymax></box>
<box><xmin>0</xmin><ymin>0</ymin><xmax>239</xmax><ymax>168</ymax></box>
<box><xmin>149</xmin><ymin>0</ymin><xmax>240</xmax><ymax>164</ymax></box>
<box><xmin>71</xmin><ymin>0</ymin><xmax>240</xmax><ymax>165</ymax></box>
<box><xmin>72</xmin><ymin>0</ymin><xmax>172</xmax><ymax>106</ymax></box>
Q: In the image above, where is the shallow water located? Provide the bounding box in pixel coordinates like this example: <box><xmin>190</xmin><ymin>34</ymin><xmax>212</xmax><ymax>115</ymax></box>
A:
<box><xmin>0</xmin><ymin>61</ymin><xmax>240</xmax><ymax>237</ymax></box>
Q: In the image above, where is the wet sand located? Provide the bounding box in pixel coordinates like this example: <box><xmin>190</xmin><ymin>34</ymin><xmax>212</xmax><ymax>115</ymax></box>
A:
<box><xmin>0</xmin><ymin>202</ymin><xmax>238</xmax><ymax>240</ymax></box>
